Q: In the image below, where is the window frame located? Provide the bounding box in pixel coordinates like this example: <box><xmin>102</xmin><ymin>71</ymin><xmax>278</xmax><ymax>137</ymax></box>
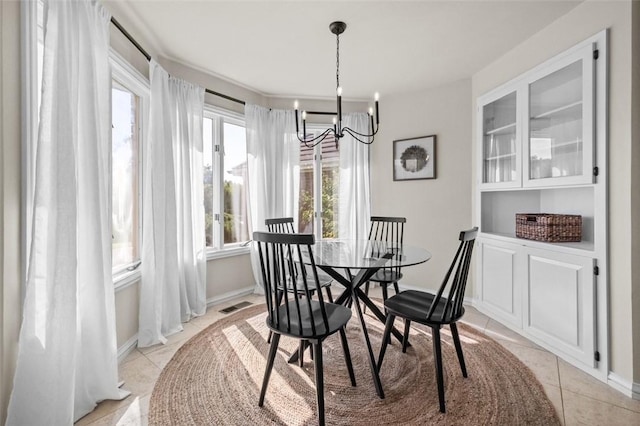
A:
<box><xmin>203</xmin><ymin>105</ymin><xmax>250</xmax><ymax>260</ymax></box>
<box><xmin>110</xmin><ymin>50</ymin><xmax>149</xmax><ymax>289</ymax></box>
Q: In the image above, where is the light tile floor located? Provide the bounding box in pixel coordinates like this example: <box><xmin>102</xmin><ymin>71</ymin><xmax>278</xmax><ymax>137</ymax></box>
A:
<box><xmin>76</xmin><ymin>288</ymin><xmax>640</xmax><ymax>425</ymax></box>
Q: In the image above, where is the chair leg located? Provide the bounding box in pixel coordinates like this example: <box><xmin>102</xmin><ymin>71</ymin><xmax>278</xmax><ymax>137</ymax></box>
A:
<box><xmin>402</xmin><ymin>320</ymin><xmax>411</xmax><ymax>353</ymax></box>
<box><xmin>259</xmin><ymin>333</ymin><xmax>281</xmax><ymax>407</ymax></box>
<box><xmin>338</xmin><ymin>327</ymin><xmax>356</xmax><ymax>386</ymax></box>
<box><xmin>299</xmin><ymin>340</ymin><xmax>305</xmax><ymax>367</ymax></box>
<box><xmin>450</xmin><ymin>323</ymin><xmax>468</xmax><ymax>378</ymax></box>
<box><xmin>377</xmin><ymin>314</ymin><xmax>395</xmax><ymax>372</ymax></box>
<box><xmin>393</xmin><ymin>281</ymin><xmax>399</xmax><ymax>295</ymax></box>
<box><xmin>312</xmin><ymin>341</ymin><xmax>326</xmax><ymax>426</ymax></box>
<box><xmin>325</xmin><ymin>286</ymin><xmax>334</xmax><ymax>303</ymax></box>
<box><xmin>431</xmin><ymin>327</ymin><xmax>446</xmax><ymax>413</ymax></box>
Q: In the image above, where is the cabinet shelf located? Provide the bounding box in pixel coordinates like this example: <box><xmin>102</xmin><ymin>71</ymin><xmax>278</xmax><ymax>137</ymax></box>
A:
<box><xmin>479</xmin><ymin>231</ymin><xmax>595</xmax><ymax>255</ymax></box>
<box><xmin>529</xmin><ymin>139</ymin><xmax>582</xmax><ymax>149</ymax></box>
<box><xmin>531</xmin><ymin>100</ymin><xmax>581</xmax><ymax>121</ymax></box>
<box><xmin>484</xmin><ymin>153</ymin><xmax>516</xmax><ymax>161</ymax></box>
<box><xmin>486</xmin><ymin>122</ymin><xmax>517</xmax><ymax>136</ymax></box>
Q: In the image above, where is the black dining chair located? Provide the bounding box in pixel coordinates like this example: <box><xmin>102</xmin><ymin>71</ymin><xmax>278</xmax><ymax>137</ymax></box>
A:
<box><xmin>254</xmin><ymin>231</ymin><xmax>356</xmax><ymax>426</ymax></box>
<box><xmin>265</xmin><ymin>217</ymin><xmax>334</xmax><ymax>302</ymax></box>
<box><xmin>364</xmin><ymin>216</ymin><xmax>406</xmax><ymax>308</ymax></box>
<box><xmin>377</xmin><ymin>227</ymin><xmax>478</xmax><ymax>413</ymax></box>
<box><xmin>265</xmin><ymin>217</ymin><xmax>335</xmax><ymax>363</ymax></box>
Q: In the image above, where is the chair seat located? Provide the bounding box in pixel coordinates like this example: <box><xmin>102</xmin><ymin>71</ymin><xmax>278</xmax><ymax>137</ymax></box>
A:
<box><xmin>369</xmin><ymin>269</ymin><xmax>402</xmax><ymax>284</ymax></box>
<box><xmin>384</xmin><ymin>290</ymin><xmax>465</xmax><ymax>325</ymax></box>
<box><xmin>267</xmin><ymin>301</ymin><xmax>351</xmax><ymax>339</ymax></box>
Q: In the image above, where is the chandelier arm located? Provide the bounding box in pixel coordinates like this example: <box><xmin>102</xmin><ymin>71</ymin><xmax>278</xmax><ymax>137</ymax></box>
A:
<box><xmin>343</xmin><ymin>127</ymin><xmax>375</xmax><ymax>145</ymax></box>
<box><xmin>341</xmin><ymin>126</ymin><xmax>378</xmax><ymax>138</ymax></box>
<box><xmin>297</xmin><ymin>128</ymin><xmax>335</xmax><ymax>148</ymax></box>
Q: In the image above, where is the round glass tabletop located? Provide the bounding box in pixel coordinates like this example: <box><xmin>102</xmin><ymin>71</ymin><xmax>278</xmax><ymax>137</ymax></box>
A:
<box><xmin>308</xmin><ymin>239</ymin><xmax>431</xmax><ymax>270</ymax></box>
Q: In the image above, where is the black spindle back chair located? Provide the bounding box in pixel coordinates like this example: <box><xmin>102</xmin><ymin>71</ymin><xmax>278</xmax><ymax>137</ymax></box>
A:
<box><xmin>265</xmin><ymin>217</ymin><xmax>333</xmax><ymax>301</ymax></box>
<box><xmin>377</xmin><ymin>227</ymin><xmax>478</xmax><ymax>413</ymax></box>
<box><xmin>254</xmin><ymin>231</ymin><xmax>355</xmax><ymax>426</ymax></box>
<box><xmin>364</xmin><ymin>216</ymin><xmax>406</xmax><ymax>305</ymax></box>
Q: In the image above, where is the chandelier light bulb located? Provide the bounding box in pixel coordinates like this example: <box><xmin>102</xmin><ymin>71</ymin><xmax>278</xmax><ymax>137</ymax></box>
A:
<box><xmin>294</xmin><ymin>100</ymin><xmax>299</xmax><ymax>110</ymax></box>
<box><xmin>369</xmin><ymin>107</ymin><xmax>373</xmax><ymax>116</ymax></box>
<box><xmin>302</xmin><ymin>111</ymin><xmax>307</xmax><ymax>120</ymax></box>
<box><xmin>333</xmin><ymin>117</ymin><xmax>337</xmax><ymax>124</ymax></box>
<box><xmin>375</xmin><ymin>92</ymin><xmax>380</xmax><ymax>101</ymax></box>
<box><xmin>337</xmin><ymin>86</ymin><xmax>343</xmax><ymax>96</ymax></box>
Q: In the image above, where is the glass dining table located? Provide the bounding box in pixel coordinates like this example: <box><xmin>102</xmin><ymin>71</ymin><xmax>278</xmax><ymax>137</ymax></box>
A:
<box><xmin>297</xmin><ymin>239</ymin><xmax>432</xmax><ymax>399</ymax></box>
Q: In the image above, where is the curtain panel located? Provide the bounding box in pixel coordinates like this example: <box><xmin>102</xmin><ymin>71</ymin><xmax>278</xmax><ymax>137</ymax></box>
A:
<box><xmin>339</xmin><ymin>113</ymin><xmax>372</xmax><ymax>240</ymax></box>
<box><xmin>245</xmin><ymin>104</ymin><xmax>299</xmax><ymax>289</ymax></box>
<box><xmin>7</xmin><ymin>0</ymin><xmax>128</xmax><ymax>423</ymax></box>
<box><xmin>138</xmin><ymin>60</ymin><xmax>206</xmax><ymax>348</ymax></box>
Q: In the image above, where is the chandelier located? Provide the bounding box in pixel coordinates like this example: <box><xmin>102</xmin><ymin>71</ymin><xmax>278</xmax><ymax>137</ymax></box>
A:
<box><xmin>294</xmin><ymin>21</ymin><xmax>379</xmax><ymax>147</ymax></box>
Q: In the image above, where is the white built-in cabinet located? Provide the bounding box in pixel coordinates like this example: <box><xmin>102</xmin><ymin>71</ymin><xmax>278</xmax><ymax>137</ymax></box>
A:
<box><xmin>474</xmin><ymin>30</ymin><xmax>608</xmax><ymax>380</ymax></box>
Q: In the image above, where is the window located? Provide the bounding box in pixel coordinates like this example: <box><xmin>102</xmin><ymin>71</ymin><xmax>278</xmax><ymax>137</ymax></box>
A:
<box><xmin>110</xmin><ymin>53</ymin><xmax>148</xmax><ymax>280</ymax></box>
<box><xmin>299</xmin><ymin>127</ymin><xmax>340</xmax><ymax>239</ymax></box>
<box><xmin>24</xmin><ymin>2</ymin><xmax>149</xmax><ymax>283</ymax></box>
<box><xmin>111</xmin><ymin>82</ymin><xmax>140</xmax><ymax>272</ymax></box>
<box><xmin>203</xmin><ymin>108</ymin><xmax>249</xmax><ymax>252</ymax></box>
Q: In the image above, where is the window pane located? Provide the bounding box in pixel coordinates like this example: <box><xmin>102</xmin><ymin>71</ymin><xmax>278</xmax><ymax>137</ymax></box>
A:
<box><xmin>321</xmin><ymin>136</ymin><xmax>339</xmax><ymax>238</ymax></box>
<box><xmin>203</xmin><ymin>117</ymin><xmax>214</xmax><ymax>247</ymax></box>
<box><xmin>223</xmin><ymin>122</ymin><xmax>248</xmax><ymax>244</ymax></box>
<box><xmin>112</xmin><ymin>84</ymin><xmax>139</xmax><ymax>269</ymax></box>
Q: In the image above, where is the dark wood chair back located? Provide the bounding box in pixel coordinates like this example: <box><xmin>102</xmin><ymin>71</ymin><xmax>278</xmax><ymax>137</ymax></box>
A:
<box><xmin>426</xmin><ymin>227</ymin><xmax>478</xmax><ymax>323</ymax></box>
<box><xmin>265</xmin><ymin>217</ymin><xmax>296</xmax><ymax>234</ymax></box>
<box><xmin>368</xmin><ymin>216</ymin><xmax>406</xmax><ymax>247</ymax></box>
<box><xmin>254</xmin><ymin>231</ymin><xmax>330</xmax><ymax>337</ymax></box>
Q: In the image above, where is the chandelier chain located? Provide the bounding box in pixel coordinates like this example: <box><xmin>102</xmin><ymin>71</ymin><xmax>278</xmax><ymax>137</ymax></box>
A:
<box><xmin>336</xmin><ymin>33</ymin><xmax>340</xmax><ymax>89</ymax></box>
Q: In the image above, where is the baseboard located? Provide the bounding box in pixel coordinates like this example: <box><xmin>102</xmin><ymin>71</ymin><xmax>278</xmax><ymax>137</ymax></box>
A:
<box><xmin>117</xmin><ymin>333</ymin><xmax>139</xmax><ymax>364</ymax></box>
<box><xmin>206</xmin><ymin>285</ymin><xmax>256</xmax><ymax>308</ymax></box>
<box><xmin>608</xmin><ymin>372</ymin><xmax>640</xmax><ymax>400</ymax></box>
<box><xmin>117</xmin><ymin>286</ymin><xmax>255</xmax><ymax>362</ymax></box>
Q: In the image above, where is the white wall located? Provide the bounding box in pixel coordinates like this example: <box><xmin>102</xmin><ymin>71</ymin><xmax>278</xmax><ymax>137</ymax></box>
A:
<box><xmin>472</xmin><ymin>0</ymin><xmax>637</xmax><ymax>384</ymax></box>
<box><xmin>370</xmin><ymin>79</ymin><xmax>473</xmax><ymax>292</ymax></box>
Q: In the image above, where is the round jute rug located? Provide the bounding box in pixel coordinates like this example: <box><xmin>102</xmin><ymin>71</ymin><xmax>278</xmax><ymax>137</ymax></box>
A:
<box><xmin>149</xmin><ymin>303</ymin><xmax>560</xmax><ymax>425</ymax></box>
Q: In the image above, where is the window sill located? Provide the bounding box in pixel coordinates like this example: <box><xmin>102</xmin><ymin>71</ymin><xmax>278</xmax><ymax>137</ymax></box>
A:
<box><xmin>114</xmin><ymin>268</ymin><xmax>141</xmax><ymax>292</ymax></box>
<box><xmin>206</xmin><ymin>245</ymin><xmax>251</xmax><ymax>261</ymax></box>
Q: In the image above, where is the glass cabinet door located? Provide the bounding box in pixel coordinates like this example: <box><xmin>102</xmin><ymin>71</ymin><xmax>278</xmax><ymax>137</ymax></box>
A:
<box><xmin>481</xmin><ymin>91</ymin><xmax>519</xmax><ymax>186</ymax></box>
<box><xmin>525</xmin><ymin>44</ymin><xmax>594</xmax><ymax>186</ymax></box>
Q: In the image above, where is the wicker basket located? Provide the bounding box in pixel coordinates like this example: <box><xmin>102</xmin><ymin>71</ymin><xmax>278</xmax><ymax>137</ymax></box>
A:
<box><xmin>515</xmin><ymin>213</ymin><xmax>582</xmax><ymax>242</ymax></box>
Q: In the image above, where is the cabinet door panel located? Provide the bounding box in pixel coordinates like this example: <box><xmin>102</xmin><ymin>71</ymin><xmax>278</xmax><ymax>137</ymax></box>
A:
<box><xmin>478</xmin><ymin>240</ymin><xmax>522</xmax><ymax>327</ymax></box>
<box><xmin>525</xmin><ymin>248</ymin><xmax>595</xmax><ymax>367</ymax></box>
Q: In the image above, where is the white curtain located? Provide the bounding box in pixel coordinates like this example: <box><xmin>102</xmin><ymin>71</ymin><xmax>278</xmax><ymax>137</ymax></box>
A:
<box><xmin>245</xmin><ymin>104</ymin><xmax>299</xmax><ymax>288</ymax></box>
<box><xmin>7</xmin><ymin>0</ymin><xmax>129</xmax><ymax>423</ymax></box>
<box><xmin>138</xmin><ymin>60</ymin><xmax>206</xmax><ymax>347</ymax></box>
<box><xmin>339</xmin><ymin>113</ymin><xmax>372</xmax><ymax>240</ymax></box>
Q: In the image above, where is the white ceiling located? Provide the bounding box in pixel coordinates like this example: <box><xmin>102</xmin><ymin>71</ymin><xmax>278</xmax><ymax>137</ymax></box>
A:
<box><xmin>105</xmin><ymin>0</ymin><xmax>582</xmax><ymax>100</ymax></box>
